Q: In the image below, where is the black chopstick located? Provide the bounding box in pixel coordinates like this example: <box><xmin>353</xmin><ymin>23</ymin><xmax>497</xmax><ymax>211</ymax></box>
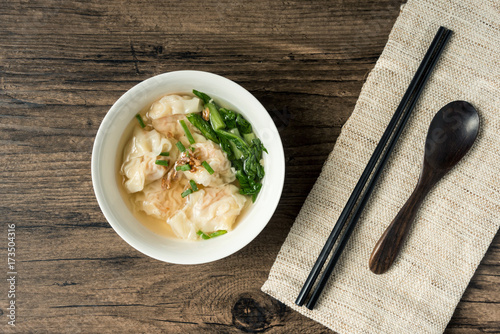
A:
<box><xmin>295</xmin><ymin>26</ymin><xmax>452</xmax><ymax>308</ymax></box>
<box><xmin>304</xmin><ymin>28</ymin><xmax>453</xmax><ymax>310</ymax></box>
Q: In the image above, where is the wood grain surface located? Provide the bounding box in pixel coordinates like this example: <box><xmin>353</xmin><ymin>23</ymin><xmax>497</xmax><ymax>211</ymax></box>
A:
<box><xmin>0</xmin><ymin>0</ymin><xmax>498</xmax><ymax>333</ymax></box>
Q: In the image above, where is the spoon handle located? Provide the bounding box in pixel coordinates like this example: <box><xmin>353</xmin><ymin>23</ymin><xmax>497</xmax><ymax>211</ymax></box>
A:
<box><xmin>368</xmin><ymin>183</ymin><xmax>430</xmax><ymax>274</ymax></box>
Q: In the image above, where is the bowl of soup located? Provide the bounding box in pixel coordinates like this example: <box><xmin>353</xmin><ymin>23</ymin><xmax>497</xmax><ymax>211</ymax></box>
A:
<box><xmin>91</xmin><ymin>71</ymin><xmax>285</xmax><ymax>264</ymax></box>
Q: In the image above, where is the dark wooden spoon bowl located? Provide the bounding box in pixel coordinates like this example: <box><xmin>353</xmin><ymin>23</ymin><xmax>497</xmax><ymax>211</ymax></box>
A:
<box><xmin>369</xmin><ymin>101</ymin><xmax>480</xmax><ymax>274</ymax></box>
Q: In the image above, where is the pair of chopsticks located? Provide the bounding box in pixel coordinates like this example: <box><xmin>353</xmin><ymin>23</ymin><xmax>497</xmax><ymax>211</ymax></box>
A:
<box><xmin>295</xmin><ymin>26</ymin><xmax>453</xmax><ymax>310</ymax></box>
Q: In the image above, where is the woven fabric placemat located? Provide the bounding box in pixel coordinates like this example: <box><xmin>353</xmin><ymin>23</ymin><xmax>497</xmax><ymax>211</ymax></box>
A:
<box><xmin>261</xmin><ymin>0</ymin><xmax>500</xmax><ymax>333</ymax></box>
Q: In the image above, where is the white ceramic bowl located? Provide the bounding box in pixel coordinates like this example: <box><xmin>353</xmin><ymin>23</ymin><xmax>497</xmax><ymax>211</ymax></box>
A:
<box><xmin>92</xmin><ymin>71</ymin><xmax>285</xmax><ymax>264</ymax></box>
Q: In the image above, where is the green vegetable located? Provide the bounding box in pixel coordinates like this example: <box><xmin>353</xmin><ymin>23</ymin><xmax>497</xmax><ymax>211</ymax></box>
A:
<box><xmin>235</xmin><ymin>170</ymin><xmax>262</xmax><ymax>202</ymax></box>
<box><xmin>155</xmin><ymin>160</ymin><xmax>169</xmax><ymax>166</ymax></box>
<box><xmin>179</xmin><ymin>120</ymin><xmax>195</xmax><ymax>144</ymax></box>
<box><xmin>207</xmin><ymin>103</ymin><xmax>226</xmax><ymax>130</ymax></box>
<box><xmin>216</xmin><ymin>129</ymin><xmax>265</xmax><ymax>199</ymax></box>
<box><xmin>236</xmin><ymin>114</ymin><xmax>252</xmax><ymax>134</ymax></box>
<box><xmin>251</xmin><ymin>138</ymin><xmax>268</xmax><ymax>161</ymax></box>
<box><xmin>231</xmin><ymin>159</ymin><xmax>244</xmax><ymax>171</ymax></box>
<box><xmin>192</xmin><ymin>89</ymin><xmax>212</xmax><ymax>105</ymax></box>
<box><xmin>159</xmin><ymin>152</ymin><xmax>170</xmax><ymax>156</ymax></box>
<box><xmin>186</xmin><ymin>113</ymin><xmax>219</xmax><ymax>143</ymax></box>
<box><xmin>218</xmin><ymin>136</ymin><xmax>235</xmax><ymax>160</ymax></box>
<box><xmin>219</xmin><ymin>108</ymin><xmax>237</xmax><ymax>128</ymax></box>
<box><xmin>243</xmin><ymin>156</ymin><xmax>259</xmax><ymax>181</ymax></box>
<box><xmin>189</xmin><ymin>180</ymin><xmax>198</xmax><ymax>192</ymax></box>
<box><xmin>257</xmin><ymin>162</ymin><xmax>265</xmax><ymax>180</ymax></box>
<box><xmin>181</xmin><ymin>189</ymin><xmax>193</xmax><ymax>198</ymax></box>
<box><xmin>229</xmin><ymin>128</ymin><xmax>241</xmax><ymax>136</ymax></box>
<box><xmin>243</xmin><ymin>132</ymin><xmax>256</xmax><ymax>145</ymax></box>
<box><xmin>176</xmin><ymin>164</ymin><xmax>191</xmax><ymax>171</ymax></box>
<box><xmin>228</xmin><ymin>128</ymin><xmax>244</xmax><ymax>159</ymax></box>
<box><xmin>235</xmin><ymin>170</ymin><xmax>250</xmax><ymax>189</ymax></box>
<box><xmin>176</xmin><ymin>141</ymin><xmax>186</xmax><ymax>153</ymax></box>
<box><xmin>189</xmin><ymin>90</ymin><xmax>267</xmax><ymax>203</ymax></box>
<box><xmin>135</xmin><ymin>114</ymin><xmax>146</xmax><ymax>128</ymax></box>
<box><xmin>202</xmin><ymin>161</ymin><xmax>214</xmax><ymax>175</ymax></box>
<box><xmin>215</xmin><ymin>129</ymin><xmax>251</xmax><ymax>158</ymax></box>
<box><xmin>229</xmin><ymin>142</ymin><xmax>243</xmax><ymax>160</ymax></box>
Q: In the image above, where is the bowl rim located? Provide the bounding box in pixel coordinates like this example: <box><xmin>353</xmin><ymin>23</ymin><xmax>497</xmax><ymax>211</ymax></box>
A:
<box><xmin>91</xmin><ymin>70</ymin><xmax>285</xmax><ymax>264</ymax></box>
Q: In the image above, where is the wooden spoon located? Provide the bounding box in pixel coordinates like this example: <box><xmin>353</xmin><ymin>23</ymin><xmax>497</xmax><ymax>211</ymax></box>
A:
<box><xmin>369</xmin><ymin>101</ymin><xmax>480</xmax><ymax>274</ymax></box>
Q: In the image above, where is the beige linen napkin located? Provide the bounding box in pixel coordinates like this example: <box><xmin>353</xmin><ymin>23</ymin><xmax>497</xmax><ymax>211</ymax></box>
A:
<box><xmin>262</xmin><ymin>0</ymin><xmax>500</xmax><ymax>333</ymax></box>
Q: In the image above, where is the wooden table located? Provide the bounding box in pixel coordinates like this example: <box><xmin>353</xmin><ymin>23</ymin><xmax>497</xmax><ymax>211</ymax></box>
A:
<box><xmin>1</xmin><ymin>1</ymin><xmax>498</xmax><ymax>333</ymax></box>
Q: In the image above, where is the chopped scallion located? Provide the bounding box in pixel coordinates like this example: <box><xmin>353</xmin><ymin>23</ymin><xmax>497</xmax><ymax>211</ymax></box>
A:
<box><xmin>196</xmin><ymin>229</ymin><xmax>227</xmax><ymax>240</ymax></box>
<box><xmin>189</xmin><ymin>180</ymin><xmax>198</xmax><ymax>192</ymax></box>
<box><xmin>202</xmin><ymin>161</ymin><xmax>214</xmax><ymax>175</ymax></box>
<box><xmin>179</xmin><ymin>120</ymin><xmax>195</xmax><ymax>144</ymax></box>
<box><xmin>176</xmin><ymin>164</ymin><xmax>191</xmax><ymax>172</ymax></box>
<box><xmin>176</xmin><ymin>141</ymin><xmax>186</xmax><ymax>152</ymax></box>
<box><xmin>155</xmin><ymin>160</ymin><xmax>169</xmax><ymax>166</ymax></box>
<box><xmin>135</xmin><ymin>114</ymin><xmax>145</xmax><ymax>128</ymax></box>
<box><xmin>196</xmin><ymin>230</ymin><xmax>210</xmax><ymax>240</ymax></box>
<box><xmin>209</xmin><ymin>230</ymin><xmax>227</xmax><ymax>238</ymax></box>
<box><xmin>159</xmin><ymin>152</ymin><xmax>170</xmax><ymax>156</ymax></box>
<box><xmin>181</xmin><ymin>189</ymin><xmax>193</xmax><ymax>198</ymax></box>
